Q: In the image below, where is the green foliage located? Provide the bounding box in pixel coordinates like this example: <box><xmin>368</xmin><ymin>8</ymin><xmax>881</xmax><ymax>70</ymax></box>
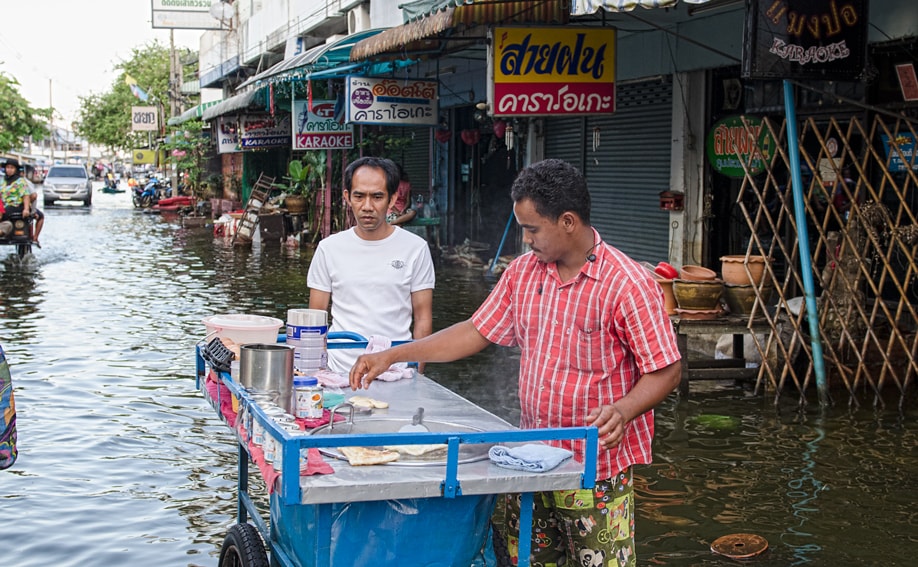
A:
<box><xmin>282</xmin><ymin>151</ymin><xmax>326</xmax><ymax>197</ymax></box>
<box><xmin>162</xmin><ymin>119</ymin><xmax>210</xmax><ymax>196</ymax></box>
<box><xmin>74</xmin><ymin>41</ymin><xmax>198</xmax><ymax>153</ymax></box>
<box><xmin>0</xmin><ymin>71</ymin><xmax>50</xmax><ymax>153</ymax></box>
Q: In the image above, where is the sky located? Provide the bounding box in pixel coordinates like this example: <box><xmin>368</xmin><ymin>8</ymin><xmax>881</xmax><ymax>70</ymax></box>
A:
<box><xmin>0</xmin><ymin>0</ymin><xmax>202</xmax><ymax>127</ymax></box>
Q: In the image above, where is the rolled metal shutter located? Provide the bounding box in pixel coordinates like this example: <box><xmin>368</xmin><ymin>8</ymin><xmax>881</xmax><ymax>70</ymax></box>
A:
<box><xmin>544</xmin><ymin>78</ymin><xmax>673</xmax><ymax>263</ymax></box>
<box><xmin>390</xmin><ymin>126</ymin><xmax>432</xmax><ymax>194</ymax></box>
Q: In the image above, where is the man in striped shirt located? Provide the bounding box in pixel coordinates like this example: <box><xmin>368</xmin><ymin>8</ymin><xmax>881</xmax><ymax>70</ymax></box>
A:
<box><xmin>350</xmin><ymin>158</ymin><xmax>682</xmax><ymax>567</ymax></box>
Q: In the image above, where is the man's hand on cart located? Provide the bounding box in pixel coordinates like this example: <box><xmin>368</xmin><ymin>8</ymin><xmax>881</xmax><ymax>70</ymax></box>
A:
<box><xmin>349</xmin><ymin>350</ymin><xmax>398</xmax><ymax>390</ymax></box>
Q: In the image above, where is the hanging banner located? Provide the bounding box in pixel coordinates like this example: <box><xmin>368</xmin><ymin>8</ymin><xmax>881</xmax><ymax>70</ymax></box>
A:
<box><xmin>346</xmin><ymin>76</ymin><xmax>438</xmax><ymax>126</ymax></box>
<box><xmin>239</xmin><ymin>114</ymin><xmax>291</xmax><ymax>149</ymax></box>
<box><xmin>292</xmin><ymin>99</ymin><xmax>354</xmax><ymax>150</ymax></box>
<box><xmin>216</xmin><ymin>117</ymin><xmax>240</xmax><ymax>154</ymax></box>
<box><xmin>490</xmin><ymin>27</ymin><xmax>615</xmax><ymax>117</ymax></box>
<box><xmin>705</xmin><ymin>116</ymin><xmax>776</xmax><ymax>178</ymax></box>
<box><xmin>742</xmin><ymin>0</ymin><xmax>869</xmax><ymax>80</ymax></box>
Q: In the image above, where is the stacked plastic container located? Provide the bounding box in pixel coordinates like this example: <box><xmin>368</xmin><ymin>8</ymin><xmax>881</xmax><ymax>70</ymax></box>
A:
<box><xmin>286</xmin><ymin>309</ymin><xmax>328</xmax><ymax>374</ymax></box>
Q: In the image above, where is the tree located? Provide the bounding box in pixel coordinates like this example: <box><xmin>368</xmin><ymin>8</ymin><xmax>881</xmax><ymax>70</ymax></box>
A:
<box><xmin>74</xmin><ymin>41</ymin><xmax>197</xmax><ymax>153</ymax></box>
<box><xmin>0</xmin><ymin>71</ymin><xmax>50</xmax><ymax>153</ymax></box>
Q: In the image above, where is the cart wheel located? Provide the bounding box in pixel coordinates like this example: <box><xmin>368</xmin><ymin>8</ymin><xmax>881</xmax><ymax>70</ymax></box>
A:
<box><xmin>218</xmin><ymin>523</ymin><xmax>268</xmax><ymax>567</ymax></box>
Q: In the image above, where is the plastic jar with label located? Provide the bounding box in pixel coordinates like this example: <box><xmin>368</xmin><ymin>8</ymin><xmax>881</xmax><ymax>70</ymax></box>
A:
<box><xmin>293</xmin><ymin>376</ymin><xmax>324</xmax><ymax>419</ymax></box>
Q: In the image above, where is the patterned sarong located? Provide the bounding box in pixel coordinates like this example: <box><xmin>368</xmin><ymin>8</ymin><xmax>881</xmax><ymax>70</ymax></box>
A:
<box><xmin>0</xmin><ymin>345</ymin><xmax>18</xmax><ymax>469</ymax></box>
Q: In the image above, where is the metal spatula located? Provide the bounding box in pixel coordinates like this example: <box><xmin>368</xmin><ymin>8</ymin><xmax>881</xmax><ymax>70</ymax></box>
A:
<box><xmin>399</xmin><ymin>407</ymin><xmax>429</xmax><ymax>433</ymax></box>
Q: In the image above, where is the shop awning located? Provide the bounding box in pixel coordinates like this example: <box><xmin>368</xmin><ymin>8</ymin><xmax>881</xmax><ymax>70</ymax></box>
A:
<box><xmin>238</xmin><ymin>28</ymin><xmax>388</xmax><ymax>89</ymax></box>
<box><xmin>167</xmin><ymin>99</ymin><xmax>224</xmax><ymax>126</ymax></box>
<box><xmin>572</xmin><ymin>0</ymin><xmax>713</xmax><ymax>14</ymax></box>
<box><xmin>202</xmin><ymin>88</ymin><xmax>266</xmax><ymax>122</ymax></box>
<box><xmin>350</xmin><ymin>0</ymin><xmax>570</xmax><ymax>61</ymax></box>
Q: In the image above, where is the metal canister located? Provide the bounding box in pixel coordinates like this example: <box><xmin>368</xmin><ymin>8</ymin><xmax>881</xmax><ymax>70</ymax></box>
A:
<box><xmin>274</xmin><ymin>423</ymin><xmax>305</xmax><ymax>473</ymax></box>
<box><xmin>293</xmin><ymin>376</ymin><xmax>323</xmax><ymax>419</ymax></box>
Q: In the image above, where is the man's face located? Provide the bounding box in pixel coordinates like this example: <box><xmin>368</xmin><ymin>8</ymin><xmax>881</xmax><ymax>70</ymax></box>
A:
<box><xmin>345</xmin><ymin>165</ymin><xmax>395</xmax><ymax>239</ymax></box>
<box><xmin>513</xmin><ymin>197</ymin><xmax>567</xmax><ymax>263</ymax></box>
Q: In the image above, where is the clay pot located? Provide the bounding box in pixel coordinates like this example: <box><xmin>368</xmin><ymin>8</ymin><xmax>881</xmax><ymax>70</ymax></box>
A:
<box><xmin>284</xmin><ymin>194</ymin><xmax>308</xmax><ymax>214</ymax></box>
<box><xmin>680</xmin><ymin>265</ymin><xmax>717</xmax><ymax>281</ymax></box>
<box><xmin>673</xmin><ymin>279</ymin><xmax>724</xmax><ymax>310</ymax></box>
<box><xmin>720</xmin><ymin>255</ymin><xmax>768</xmax><ymax>286</ymax></box>
<box><xmin>723</xmin><ymin>283</ymin><xmax>774</xmax><ymax>315</ymax></box>
<box><xmin>655</xmin><ymin>278</ymin><xmax>677</xmax><ymax>315</ymax></box>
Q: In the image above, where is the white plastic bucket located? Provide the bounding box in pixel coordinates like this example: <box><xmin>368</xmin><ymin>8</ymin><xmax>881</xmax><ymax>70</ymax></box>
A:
<box><xmin>203</xmin><ymin>314</ymin><xmax>284</xmax><ymax>345</ymax></box>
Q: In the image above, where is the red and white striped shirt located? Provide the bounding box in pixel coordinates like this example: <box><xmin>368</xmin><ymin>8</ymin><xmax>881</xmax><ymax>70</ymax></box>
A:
<box><xmin>472</xmin><ymin>234</ymin><xmax>680</xmax><ymax>480</ymax></box>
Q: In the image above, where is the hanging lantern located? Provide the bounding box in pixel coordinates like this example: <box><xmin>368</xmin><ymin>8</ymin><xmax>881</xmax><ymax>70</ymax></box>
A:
<box><xmin>505</xmin><ymin>123</ymin><xmax>514</xmax><ymax>150</ymax></box>
<box><xmin>592</xmin><ymin>127</ymin><xmax>601</xmax><ymax>152</ymax></box>
<box><xmin>492</xmin><ymin>120</ymin><xmax>506</xmax><ymax>139</ymax></box>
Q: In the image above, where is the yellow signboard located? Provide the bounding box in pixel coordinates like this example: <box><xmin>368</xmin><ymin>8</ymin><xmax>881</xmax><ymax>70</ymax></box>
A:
<box><xmin>491</xmin><ymin>27</ymin><xmax>616</xmax><ymax>116</ymax></box>
<box><xmin>132</xmin><ymin>150</ymin><xmax>162</xmax><ymax>165</ymax></box>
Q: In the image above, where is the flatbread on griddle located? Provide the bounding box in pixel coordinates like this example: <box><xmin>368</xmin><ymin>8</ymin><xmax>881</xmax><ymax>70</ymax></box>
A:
<box><xmin>339</xmin><ymin>446</ymin><xmax>400</xmax><ymax>466</ymax></box>
<box><xmin>384</xmin><ymin>444</ymin><xmax>447</xmax><ymax>457</ymax></box>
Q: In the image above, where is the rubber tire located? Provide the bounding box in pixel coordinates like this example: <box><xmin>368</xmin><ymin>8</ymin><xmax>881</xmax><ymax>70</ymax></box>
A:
<box><xmin>218</xmin><ymin>523</ymin><xmax>268</xmax><ymax>567</ymax></box>
<box><xmin>16</xmin><ymin>244</ymin><xmax>31</xmax><ymax>258</ymax></box>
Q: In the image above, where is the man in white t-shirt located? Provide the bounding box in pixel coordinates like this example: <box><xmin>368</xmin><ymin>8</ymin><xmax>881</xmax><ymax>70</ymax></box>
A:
<box><xmin>307</xmin><ymin>156</ymin><xmax>435</xmax><ymax>374</ymax></box>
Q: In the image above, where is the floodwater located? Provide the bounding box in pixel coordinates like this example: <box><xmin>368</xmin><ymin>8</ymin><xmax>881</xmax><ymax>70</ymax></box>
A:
<box><xmin>1</xmin><ymin>185</ymin><xmax>917</xmax><ymax>566</ymax></box>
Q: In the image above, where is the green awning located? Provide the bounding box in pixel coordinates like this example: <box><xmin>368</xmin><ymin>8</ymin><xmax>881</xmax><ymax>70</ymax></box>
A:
<box><xmin>237</xmin><ymin>28</ymin><xmax>389</xmax><ymax>88</ymax></box>
<box><xmin>201</xmin><ymin>88</ymin><xmax>267</xmax><ymax>122</ymax></box>
<box><xmin>167</xmin><ymin>99</ymin><xmax>224</xmax><ymax>126</ymax></box>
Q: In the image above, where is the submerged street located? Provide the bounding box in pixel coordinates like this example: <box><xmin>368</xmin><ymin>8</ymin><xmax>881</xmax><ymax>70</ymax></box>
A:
<box><xmin>1</xmin><ymin>185</ymin><xmax>917</xmax><ymax>566</ymax></box>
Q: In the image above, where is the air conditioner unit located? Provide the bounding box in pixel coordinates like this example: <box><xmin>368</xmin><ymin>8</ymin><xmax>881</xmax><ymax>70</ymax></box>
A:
<box><xmin>348</xmin><ymin>5</ymin><xmax>370</xmax><ymax>34</ymax></box>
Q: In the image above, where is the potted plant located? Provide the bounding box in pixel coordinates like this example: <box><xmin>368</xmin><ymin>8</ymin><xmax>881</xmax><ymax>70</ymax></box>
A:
<box><xmin>282</xmin><ymin>152</ymin><xmax>326</xmax><ymax>215</ymax></box>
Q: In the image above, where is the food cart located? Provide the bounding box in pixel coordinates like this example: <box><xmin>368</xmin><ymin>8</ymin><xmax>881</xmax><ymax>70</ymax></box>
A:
<box><xmin>195</xmin><ymin>337</ymin><xmax>597</xmax><ymax>567</ymax></box>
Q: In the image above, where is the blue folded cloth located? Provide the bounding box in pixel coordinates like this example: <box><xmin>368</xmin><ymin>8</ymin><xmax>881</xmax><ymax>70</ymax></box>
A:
<box><xmin>488</xmin><ymin>444</ymin><xmax>574</xmax><ymax>473</ymax></box>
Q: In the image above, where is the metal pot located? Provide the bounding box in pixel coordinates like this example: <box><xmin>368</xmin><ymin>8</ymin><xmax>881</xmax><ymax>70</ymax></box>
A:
<box><xmin>239</xmin><ymin>344</ymin><xmax>294</xmax><ymax>412</ymax></box>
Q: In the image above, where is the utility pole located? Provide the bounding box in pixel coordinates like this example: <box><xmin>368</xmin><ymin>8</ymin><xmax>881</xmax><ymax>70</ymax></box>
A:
<box><xmin>169</xmin><ymin>29</ymin><xmax>181</xmax><ymax>191</ymax></box>
<box><xmin>49</xmin><ymin>79</ymin><xmax>54</xmax><ymax>162</ymax></box>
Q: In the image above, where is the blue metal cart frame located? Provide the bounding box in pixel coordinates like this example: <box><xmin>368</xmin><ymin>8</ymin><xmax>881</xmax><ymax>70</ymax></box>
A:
<box><xmin>196</xmin><ymin>333</ymin><xmax>598</xmax><ymax>567</ymax></box>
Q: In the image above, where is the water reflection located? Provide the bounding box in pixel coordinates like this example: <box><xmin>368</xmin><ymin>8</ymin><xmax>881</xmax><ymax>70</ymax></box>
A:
<box><xmin>2</xmin><ymin>191</ymin><xmax>917</xmax><ymax>566</ymax></box>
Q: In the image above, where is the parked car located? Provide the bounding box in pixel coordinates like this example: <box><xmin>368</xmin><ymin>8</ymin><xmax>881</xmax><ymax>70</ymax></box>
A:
<box><xmin>42</xmin><ymin>165</ymin><xmax>92</xmax><ymax>206</ymax></box>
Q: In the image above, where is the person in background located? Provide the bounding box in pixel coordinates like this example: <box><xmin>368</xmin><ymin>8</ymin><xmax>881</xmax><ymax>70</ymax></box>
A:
<box><xmin>386</xmin><ymin>163</ymin><xmax>417</xmax><ymax>226</ymax></box>
<box><xmin>308</xmin><ymin>156</ymin><xmax>434</xmax><ymax>374</ymax></box>
<box><xmin>349</xmin><ymin>158</ymin><xmax>682</xmax><ymax>567</ymax></box>
<box><xmin>1</xmin><ymin>159</ymin><xmax>43</xmax><ymax>246</ymax></box>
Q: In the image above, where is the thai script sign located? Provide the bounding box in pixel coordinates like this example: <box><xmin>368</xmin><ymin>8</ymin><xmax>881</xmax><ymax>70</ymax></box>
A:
<box><xmin>705</xmin><ymin>116</ymin><xmax>776</xmax><ymax>178</ymax></box>
<box><xmin>217</xmin><ymin>117</ymin><xmax>240</xmax><ymax>154</ymax></box>
<box><xmin>346</xmin><ymin>76</ymin><xmax>438</xmax><ymax>126</ymax></box>
<box><xmin>490</xmin><ymin>27</ymin><xmax>615</xmax><ymax>117</ymax></box>
<box><xmin>239</xmin><ymin>114</ymin><xmax>291</xmax><ymax>149</ymax></box>
<box><xmin>880</xmin><ymin>133</ymin><xmax>918</xmax><ymax>172</ymax></box>
<box><xmin>292</xmin><ymin>99</ymin><xmax>354</xmax><ymax>150</ymax></box>
<box><xmin>131</xmin><ymin>106</ymin><xmax>159</xmax><ymax>132</ymax></box>
<box><xmin>743</xmin><ymin>0</ymin><xmax>868</xmax><ymax>80</ymax></box>
<box><xmin>152</xmin><ymin>0</ymin><xmax>228</xmax><ymax>30</ymax></box>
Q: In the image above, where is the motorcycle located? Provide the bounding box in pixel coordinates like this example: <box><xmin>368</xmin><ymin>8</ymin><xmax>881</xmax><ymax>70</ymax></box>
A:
<box><xmin>0</xmin><ymin>211</ymin><xmax>36</xmax><ymax>258</ymax></box>
<box><xmin>133</xmin><ymin>177</ymin><xmax>166</xmax><ymax>208</ymax></box>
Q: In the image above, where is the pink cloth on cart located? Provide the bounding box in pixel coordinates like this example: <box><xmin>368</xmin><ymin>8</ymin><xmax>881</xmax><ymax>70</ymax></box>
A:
<box><xmin>365</xmin><ymin>335</ymin><xmax>414</xmax><ymax>382</ymax></box>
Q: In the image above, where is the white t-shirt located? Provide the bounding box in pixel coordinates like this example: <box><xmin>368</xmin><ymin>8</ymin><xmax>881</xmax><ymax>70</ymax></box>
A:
<box><xmin>307</xmin><ymin>227</ymin><xmax>435</xmax><ymax>373</ymax></box>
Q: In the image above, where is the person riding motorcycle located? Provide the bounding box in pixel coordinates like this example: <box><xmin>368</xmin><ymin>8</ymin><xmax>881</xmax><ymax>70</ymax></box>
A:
<box><xmin>1</xmin><ymin>158</ymin><xmax>44</xmax><ymax>246</ymax></box>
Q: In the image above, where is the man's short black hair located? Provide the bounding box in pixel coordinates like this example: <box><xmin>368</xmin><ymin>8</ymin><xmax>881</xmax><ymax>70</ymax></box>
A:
<box><xmin>344</xmin><ymin>156</ymin><xmax>400</xmax><ymax>196</ymax></box>
<box><xmin>511</xmin><ymin>158</ymin><xmax>591</xmax><ymax>224</ymax></box>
